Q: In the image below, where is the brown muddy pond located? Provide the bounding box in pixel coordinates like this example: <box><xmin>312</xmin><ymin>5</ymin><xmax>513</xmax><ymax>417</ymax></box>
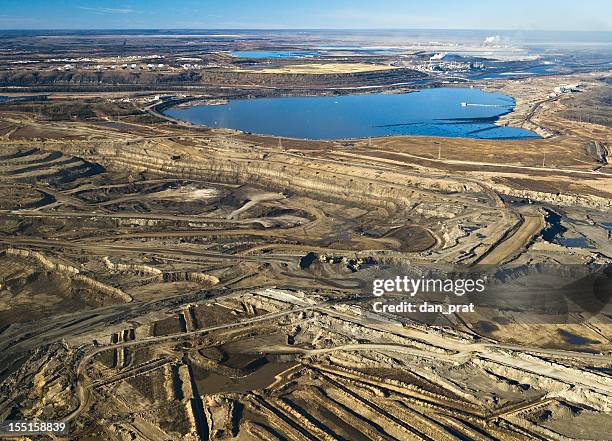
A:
<box><xmin>192</xmin><ymin>357</ymin><xmax>296</xmax><ymax>394</ymax></box>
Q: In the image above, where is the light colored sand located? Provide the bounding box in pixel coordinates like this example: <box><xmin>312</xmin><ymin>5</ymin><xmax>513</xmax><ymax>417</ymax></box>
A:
<box><xmin>236</xmin><ymin>63</ymin><xmax>398</xmax><ymax>74</ymax></box>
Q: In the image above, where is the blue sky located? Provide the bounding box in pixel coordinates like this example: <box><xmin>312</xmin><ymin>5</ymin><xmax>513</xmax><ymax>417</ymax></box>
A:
<box><xmin>0</xmin><ymin>0</ymin><xmax>610</xmax><ymax>31</ymax></box>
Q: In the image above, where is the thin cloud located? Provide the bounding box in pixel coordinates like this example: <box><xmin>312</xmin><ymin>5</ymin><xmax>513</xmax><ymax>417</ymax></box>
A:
<box><xmin>0</xmin><ymin>15</ymin><xmax>38</xmax><ymax>23</ymax></box>
<box><xmin>77</xmin><ymin>6</ymin><xmax>138</xmax><ymax>15</ymax></box>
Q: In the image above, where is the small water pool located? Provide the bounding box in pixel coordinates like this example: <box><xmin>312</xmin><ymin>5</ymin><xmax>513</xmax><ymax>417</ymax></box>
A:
<box><xmin>541</xmin><ymin>209</ymin><xmax>594</xmax><ymax>249</ymax></box>
<box><xmin>559</xmin><ymin>329</ymin><xmax>598</xmax><ymax>346</ymax></box>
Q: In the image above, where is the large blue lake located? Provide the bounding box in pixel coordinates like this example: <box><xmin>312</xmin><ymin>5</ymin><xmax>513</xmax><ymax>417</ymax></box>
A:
<box><xmin>165</xmin><ymin>88</ymin><xmax>538</xmax><ymax>140</ymax></box>
<box><xmin>473</xmin><ymin>64</ymin><xmax>562</xmax><ymax>79</ymax></box>
<box><xmin>231</xmin><ymin>50</ymin><xmax>320</xmax><ymax>59</ymax></box>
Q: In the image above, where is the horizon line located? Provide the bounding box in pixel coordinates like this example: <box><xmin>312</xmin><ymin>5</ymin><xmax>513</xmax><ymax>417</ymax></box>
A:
<box><xmin>1</xmin><ymin>27</ymin><xmax>611</xmax><ymax>33</ymax></box>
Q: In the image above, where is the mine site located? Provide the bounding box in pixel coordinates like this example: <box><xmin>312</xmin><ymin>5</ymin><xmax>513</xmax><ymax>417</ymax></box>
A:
<box><xmin>0</xmin><ymin>2</ymin><xmax>611</xmax><ymax>440</ymax></box>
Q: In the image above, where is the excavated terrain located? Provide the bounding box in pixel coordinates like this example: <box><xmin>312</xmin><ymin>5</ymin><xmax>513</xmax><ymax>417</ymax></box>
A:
<box><xmin>0</xmin><ymin>68</ymin><xmax>426</xmax><ymax>93</ymax></box>
<box><xmin>0</xmin><ymin>37</ymin><xmax>610</xmax><ymax>440</ymax></box>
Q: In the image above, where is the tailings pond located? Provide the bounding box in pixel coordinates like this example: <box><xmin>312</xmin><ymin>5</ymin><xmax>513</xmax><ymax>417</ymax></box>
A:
<box><xmin>231</xmin><ymin>50</ymin><xmax>320</xmax><ymax>58</ymax></box>
<box><xmin>165</xmin><ymin>88</ymin><xmax>538</xmax><ymax>140</ymax></box>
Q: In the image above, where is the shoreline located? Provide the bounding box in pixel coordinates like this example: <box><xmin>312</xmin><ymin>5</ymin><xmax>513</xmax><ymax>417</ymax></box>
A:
<box><xmin>160</xmin><ymin>87</ymin><xmax>539</xmax><ymax>142</ymax></box>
